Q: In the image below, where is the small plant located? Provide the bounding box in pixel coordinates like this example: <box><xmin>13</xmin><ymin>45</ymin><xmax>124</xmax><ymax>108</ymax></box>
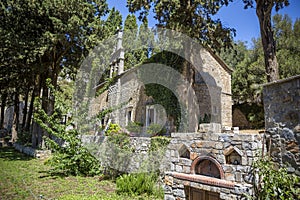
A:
<box><xmin>150</xmin><ymin>136</ymin><xmax>170</xmax><ymax>152</ymax></box>
<box><xmin>107</xmin><ymin>132</ymin><xmax>133</xmax><ymax>152</ymax></box>
<box><xmin>147</xmin><ymin>124</ymin><xmax>165</xmax><ymax>136</ymax></box>
<box><xmin>246</xmin><ymin>156</ymin><xmax>300</xmax><ymax>200</ymax></box>
<box><xmin>199</xmin><ymin>113</ymin><xmax>211</xmax><ymax>124</ymax></box>
<box><xmin>116</xmin><ymin>172</ymin><xmax>163</xmax><ymax>198</ymax></box>
<box><xmin>105</xmin><ymin>123</ymin><xmax>121</xmax><ymax>135</ymax></box>
<box><xmin>126</xmin><ymin>121</ymin><xmax>142</xmax><ymax>133</ymax></box>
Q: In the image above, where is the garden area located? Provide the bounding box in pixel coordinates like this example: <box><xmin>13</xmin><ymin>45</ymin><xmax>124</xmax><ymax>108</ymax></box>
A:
<box><xmin>0</xmin><ymin>147</ymin><xmax>163</xmax><ymax>200</ymax></box>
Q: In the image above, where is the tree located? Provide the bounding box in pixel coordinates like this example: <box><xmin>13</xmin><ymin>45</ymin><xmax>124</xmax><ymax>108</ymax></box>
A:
<box><xmin>0</xmin><ymin>0</ymin><xmax>108</xmax><ymax>147</ymax></box>
<box><xmin>124</xmin><ymin>14</ymin><xmax>139</xmax><ymax>69</ymax></box>
<box><xmin>242</xmin><ymin>0</ymin><xmax>289</xmax><ymax>82</ymax></box>
<box><xmin>273</xmin><ymin>14</ymin><xmax>300</xmax><ymax>78</ymax></box>
<box><xmin>127</xmin><ymin>0</ymin><xmax>235</xmax><ymax>50</ymax></box>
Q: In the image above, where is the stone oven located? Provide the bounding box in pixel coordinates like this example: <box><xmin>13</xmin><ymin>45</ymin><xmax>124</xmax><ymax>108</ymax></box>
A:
<box><xmin>164</xmin><ymin>132</ymin><xmax>265</xmax><ymax>200</ymax></box>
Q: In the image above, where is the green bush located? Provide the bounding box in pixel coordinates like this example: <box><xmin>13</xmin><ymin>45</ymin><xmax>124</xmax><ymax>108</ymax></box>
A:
<box><xmin>247</xmin><ymin>156</ymin><xmax>300</xmax><ymax>200</ymax></box>
<box><xmin>34</xmin><ymin>100</ymin><xmax>102</xmax><ymax>177</ymax></box>
<box><xmin>116</xmin><ymin>173</ymin><xmax>163</xmax><ymax>198</ymax></box>
<box><xmin>105</xmin><ymin>123</ymin><xmax>121</xmax><ymax>135</ymax></box>
<box><xmin>126</xmin><ymin>121</ymin><xmax>142</xmax><ymax>133</ymax></box>
<box><xmin>150</xmin><ymin>136</ymin><xmax>170</xmax><ymax>152</ymax></box>
<box><xmin>147</xmin><ymin>124</ymin><xmax>166</xmax><ymax>136</ymax></box>
<box><xmin>107</xmin><ymin>132</ymin><xmax>133</xmax><ymax>152</ymax></box>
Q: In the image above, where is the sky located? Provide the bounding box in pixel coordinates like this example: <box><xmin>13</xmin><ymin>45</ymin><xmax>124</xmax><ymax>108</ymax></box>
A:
<box><xmin>106</xmin><ymin>0</ymin><xmax>300</xmax><ymax>47</ymax></box>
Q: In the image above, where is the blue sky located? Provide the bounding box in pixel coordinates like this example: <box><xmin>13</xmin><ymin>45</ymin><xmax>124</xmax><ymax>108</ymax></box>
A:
<box><xmin>106</xmin><ymin>0</ymin><xmax>300</xmax><ymax>47</ymax></box>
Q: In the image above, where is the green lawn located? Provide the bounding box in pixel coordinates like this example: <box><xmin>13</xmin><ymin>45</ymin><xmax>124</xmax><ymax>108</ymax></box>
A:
<box><xmin>0</xmin><ymin>147</ymin><xmax>163</xmax><ymax>200</ymax></box>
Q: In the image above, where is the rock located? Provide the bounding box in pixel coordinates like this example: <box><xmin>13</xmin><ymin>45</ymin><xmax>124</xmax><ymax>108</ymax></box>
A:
<box><xmin>294</xmin><ymin>124</ymin><xmax>300</xmax><ymax>133</ymax></box>
<box><xmin>281</xmin><ymin>128</ymin><xmax>295</xmax><ymax>141</ymax></box>
<box><xmin>282</xmin><ymin>152</ymin><xmax>298</xmax><ymax>168</ymax></box>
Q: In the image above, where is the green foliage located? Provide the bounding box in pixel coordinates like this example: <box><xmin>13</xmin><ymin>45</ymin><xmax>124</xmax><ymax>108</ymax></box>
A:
<box><xmin>116</xmin><ymin>172</ymin><xmax>163</xmax><ymax>198</ymax></box>
<box><xmin>199</xmin><ymin>113</ymin><xmax>211</xmax><ymax>124</ymax></box>
<box><xmin>107</xmin><ymin>132</ymin><xmax>133</xmax><ymax>153</ymax></box>
<box><xmin>233</xmin><ymin>103</ymin><xmax>264</xmax><ymax>129</ymax></box>
<box><xmin>247</xmin><ymin>156</ymin><xmax>300</xmax><ymax>200</ymax></box>
<box><xmin>34</xmin><ymin>89</ymin><xmax>101</xmax><ymax>176</ymax></box>
<box><xmin>105</xmin><ymin>123</ymin><xmax>121</xmax><ymax>135</ymax></box>
<box><xmin>16</xmin><ymin>131</ymin><xmax>31</xmax><ymax>146</ymax></box>
<box><xmin>149</xmin><ymin>136</ymin><xmax>170</xmax><ymax>152</ymax></box>
<box><xmin>127</xmin><ymin>0</ymin><xmax>235</xmax><ymax>50</ymax></box>
<box><xmin>273</xmin><ymin>14</ymin><xmax>300</xmax><ymax>78</ymax></box>
<box><xmin>126</xmin><ymin>121</ymin><xmax>142</xmax><ymax>133</ymax></box>
<box><xmin>147</xmin><ymin>124</ymin><xmax>164</xmax><ymax>136</ymax></box>
<box><xmin>0</xmin><ymin>147</ymin><xmax>159</xmax><ymax>200</ymax></box>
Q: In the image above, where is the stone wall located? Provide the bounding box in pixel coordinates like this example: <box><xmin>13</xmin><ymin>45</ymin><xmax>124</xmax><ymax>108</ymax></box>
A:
<box><xmin>164</xmin><ymin>132</ymin><xmax>265</xmax><ymax>200</ymax></box>
<box><xmin>263</xmin><ymin>75</ymin><xmax>300</xmax><ymax>175</ymax></box>
<box><xmin>82</xmin><ymin>135</ymin><xmax>168</xmax><ymax>173</ymax></box>
<box><xmin>14</xmin><ymin>143</ymin><xmax>51</xmax><ymax>159</ymax></box>
<box><xmin>263</xmin><ymin>75</ymin><xmax>300</xmax><ymax>130</ymax></box>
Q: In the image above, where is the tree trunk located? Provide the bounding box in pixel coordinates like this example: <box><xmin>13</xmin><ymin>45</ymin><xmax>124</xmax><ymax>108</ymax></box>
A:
<box><xmin>11</xmin><ymin>92</ymin><xmax>20</xmax><ymax>142</ymax></box>
<box><xmin>25</xmin><ymin>89</ymin><xmax>34</xmax><ymax>132</ymax></box>
<box><xmin>256</xmin><ymin>0</ymin><xmax>279</xmax><ymax>82</ymax></box>
<box><xmin>0</xmin><ymin>93</ymin><xmax>7</xmax><ymax>129</ymax></box>
<box><xmin>31</xmin><ymin>74</ymin><xmax>42</xmax><ymax>148</ymax></box>
<box><xmin>21</xmin><ymin>86</ymin><xmax>30</xmax><ymax>129</ymax></box>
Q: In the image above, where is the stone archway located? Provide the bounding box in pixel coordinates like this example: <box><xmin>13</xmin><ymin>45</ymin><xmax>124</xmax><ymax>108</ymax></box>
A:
<box><xmin>190</xmin><ymin>156</ymin><xmax>225</xmax><ymax>179</ymax></box>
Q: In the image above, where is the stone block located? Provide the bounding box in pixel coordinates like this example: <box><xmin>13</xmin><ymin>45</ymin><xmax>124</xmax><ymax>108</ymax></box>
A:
<box><xmin>179</xmin><ymin>158</ymin><xmax>192</xmax><ymax>166</ymax></box>
<box><xmin>225</xmin><ymin>172</ymin><xmax>235</xmax><ymax>181</ymax></box>
<box><xmin>164</xmin><ymin>194</ymin><xmax>176</xmax><ymax>200</ymax></box>
<box><xmin>235</xmin><ymin>172</ymin><xmax>242</xmax><ymax>183</ymax></box>
<box><xmin>174</xmin><ymin>189</ymin><xmax>185</xmax><ymax>198</ymax></box>
<box><xmin>182</xmin><ymin>166</ymin><xmax>190</xmax><ymax>174</ymax></box>
<box><xmin>223</xmin><ymin>165</ymin><xmax>233</xmax><ymax>173</ymax></box>
<box><xmin>242</xmin><ymin>142</ymin><xmax>251</xmax><ymax>150</ymax></box>
<box><xmin>190</xmin><ymin>152</ymin><xmax>198</xmax><ymax>160</ymax></box>
<box><xmin>165</xmin><ymin>176</ymin><xmax>173</xmax><ymax>186</ymax></box>
<box><xmin>215</xmin><ymin>142</ymin><xmax>223</xmax><ymax>150</ymax></box>
<box><xmin>175</xmin><ymin>165</ymin><xmax>183</xmax><ymax>173</ymax></box>
<box><xmin>196</xmin><ymin>141</ymin><xmax>203</xmax><ymax>148</ymax></box>
<box><xmin>164</xmin><ymin>185</ymin><xmax>173</xmax><ymax>193</ymax></box>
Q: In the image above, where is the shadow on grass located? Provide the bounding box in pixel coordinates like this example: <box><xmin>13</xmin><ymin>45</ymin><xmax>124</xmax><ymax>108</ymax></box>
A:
<box><xmin>0</xmin><ymin>146</ymin><xmax>33</xmax><ymax>161</ymax></box>
<box><xmin>38</xmin><ymin>170</ymin><xmax>68</xmax><ymax>179</ymax></box>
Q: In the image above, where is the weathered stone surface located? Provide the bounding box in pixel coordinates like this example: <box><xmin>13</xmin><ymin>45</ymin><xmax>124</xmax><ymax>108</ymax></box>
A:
<box><xmin>190</xmin><ymin>152</ymin><xmax>198</xmax><ymax>160</ymax></box>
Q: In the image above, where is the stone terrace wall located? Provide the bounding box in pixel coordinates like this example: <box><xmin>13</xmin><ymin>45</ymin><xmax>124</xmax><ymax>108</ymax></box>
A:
<box><xmin>81</xmin><ymin>135</ymin><xmax>169</xmax><ymax>173</ymax></box>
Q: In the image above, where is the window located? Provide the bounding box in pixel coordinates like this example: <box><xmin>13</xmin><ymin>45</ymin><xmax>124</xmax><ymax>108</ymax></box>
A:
<box><xmin>146</xmin><ymin>105</ymin><xmax>156</xmax><ymax>127</ymax></box>
<box><xmin>126</xmin><ymin>107</ymin><xmax>133</xmax><ymax>126</ymax></box>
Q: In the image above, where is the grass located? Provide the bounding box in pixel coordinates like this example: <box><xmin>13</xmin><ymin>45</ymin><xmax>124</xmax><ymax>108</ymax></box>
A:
<box><xmin>0</xmin><ymin>147</ymin><xmax>163</xmax><ymax>200</ymax></box>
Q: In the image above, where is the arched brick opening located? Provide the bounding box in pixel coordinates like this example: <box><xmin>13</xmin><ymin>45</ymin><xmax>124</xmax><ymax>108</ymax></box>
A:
<box><xmin>190</xmin><ymin>156</ymin><xmax>225</xmax><ymax>179</ymax></box>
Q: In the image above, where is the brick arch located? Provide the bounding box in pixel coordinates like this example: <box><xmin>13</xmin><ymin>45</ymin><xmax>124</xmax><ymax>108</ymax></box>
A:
<box><xmin>190</xmin><ymin>156</ymin><xmax>225</xmax><ymax>179</ymax></box>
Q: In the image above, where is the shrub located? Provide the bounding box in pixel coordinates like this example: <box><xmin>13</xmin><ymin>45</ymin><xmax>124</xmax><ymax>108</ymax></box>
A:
<box><xmin>116</xmin><ymin>172</ymin><xmax>163</xmax><ymax>198</ymax></box>
<box><xmin>147</xmin><ymin>124</ymin><xmax>166</xmax><ymax>136</ymax></box>
<box><xmin>247</xmin><ymin>156</ymin><xmax>300</xmax><ymax>200</ymax></box>
<box><xmin>125</xmin><ymin>121</ymin><xmax>142</xmax><ymax>133</ymax></box>
<box><xmin>34</xmin><ymin>101</ymin><xmax>102</xmax><ymax>176</ymax></box>
<box><xmin>150</xmin><ymin>136</ymin><xmax>170</xmax><ymax>152</ymax></box>
<box><xmin>107</xmin><ymin>132</ymin><xmax>133</xmax><ymax>152</ymax></box>
<box><xmin>105</xmin><ymin>123</ymin><xmax>121</xmax><ymax>135</ymax></box>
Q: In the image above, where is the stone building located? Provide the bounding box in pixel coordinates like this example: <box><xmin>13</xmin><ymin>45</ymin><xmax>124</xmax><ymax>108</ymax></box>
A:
<box><xmin>93</xmin><ymin>31</ymin><xmax>233</xmax><ymax>133</ymax></box>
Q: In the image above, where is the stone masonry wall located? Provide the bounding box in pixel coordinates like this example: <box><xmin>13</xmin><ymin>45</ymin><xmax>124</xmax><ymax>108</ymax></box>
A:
<box><xmin>263</xmin><ymin>75</ymin><xmax>300</xmax><ymax>176</ymax></box>
<box><xmin>263</xmin><ymin>75</ymin><xmax>300</xmax><ymax>130</ymax></box>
